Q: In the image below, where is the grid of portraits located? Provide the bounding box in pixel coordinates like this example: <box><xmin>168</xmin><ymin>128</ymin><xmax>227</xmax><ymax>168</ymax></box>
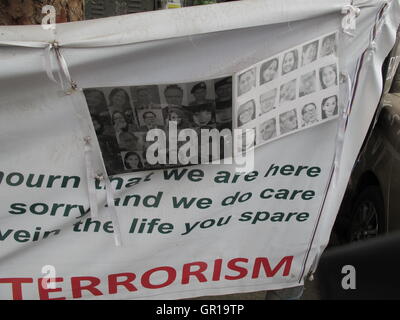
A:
<box><xmin>83</xmin><ymin>77</ymin><xmax>233</xmax><ymax>175</ymax></box>
<box><xmin>234</xmin><ymin>32</ymin><xmax>339</xmax><ymax>148</ymax></box>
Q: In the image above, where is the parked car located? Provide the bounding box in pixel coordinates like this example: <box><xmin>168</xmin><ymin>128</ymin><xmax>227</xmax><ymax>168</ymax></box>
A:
<box><xmin>333</xmin><ymin>27</ymin><xmax>400</xmax><ymax>244</ymax></box>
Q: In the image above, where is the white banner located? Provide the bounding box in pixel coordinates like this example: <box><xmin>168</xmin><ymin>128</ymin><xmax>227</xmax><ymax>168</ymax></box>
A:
<box><xmin>0</xmin><ymin>0</ymin><xmax>399</xmax><ymax>300</ymax></box>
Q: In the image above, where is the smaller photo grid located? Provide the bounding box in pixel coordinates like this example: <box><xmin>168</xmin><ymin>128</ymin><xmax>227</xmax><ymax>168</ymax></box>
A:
<box><xmin>234</xmin><ymin>30</ymin><xmax>339</xmax><ymax>148</ymax></box>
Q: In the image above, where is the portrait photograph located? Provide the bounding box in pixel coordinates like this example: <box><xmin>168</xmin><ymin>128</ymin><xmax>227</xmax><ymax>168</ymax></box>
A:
<box><xmin>301</xmin><ymin>102</ymin><xmax>319</xmax><ymax>127</ymax></box>
<box><xmin>279</xmin><ymin>109</ymin><xmax>298</xmax><ymax>134</ymax></box>
<box><xmin>259</xmin><ymin>88</ymin><xmax>277</xmax><ymax>115</ymax></box>
<box><xmin>302</xmin><ymin>40</ymin><xmax>319</xmax><ymax>66</ymax></box>
<box><xmin>319</xmin><ymin>64</ymin><xmax>338</xmax><ymax>89</ymax></box>
<box><xmin>282</xmin><ymin>49</ymin><xmax>299</xmax><ymax>75</ymax></box>
<box><xmin>320</xmin><ymin>33</ymin><xmax>337</xmax><ymax>57</ymax></box>
<box><xmin>299</xmin><ymin>71</ymin><xmax>317</xmax><ymax>97</ymax></box>
<box><xmin>279</xmin><ymin>79</ymin><xmax>297</xmax><ymax>104</ymax></box>
<box><xmin>237</xmin><ymin>67</ymin><xmax>256</xmax><ymax>97</ymax></box>
<box><xmin>237</xmin><ymin>99</ymin><xmax>256</xmax><ymax>127</ymax></box>
<box><xmin>260</xmin><ymin>58</ymin><xmax>279</xmax><ymax>85</ymax></box>
<box><xmin>321</xmin><ymin>95</ymin><xmax>338</xmax><ymax>119</ymax></box>
<box><xmin>137</xmin><ymin>109</ymin><xmax>165</xmax><ymax>131</ymax></box>
<box><xmin>130</xmin><ymin>85</ymin><xmax>161</xmax><ymax>110</ymax></box>
<box><xmin>187</xmin><ymin>81</ymin><xmax>215</xmax><ymax>106</ymax></box>
<box><xmin>259</xmin><ymin>118</ymin><xmax>277</xmax><ymax>141</ymax></box>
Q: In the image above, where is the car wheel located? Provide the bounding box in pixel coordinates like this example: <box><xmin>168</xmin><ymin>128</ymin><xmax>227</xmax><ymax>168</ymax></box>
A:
<box><xmin>348</xmin><ymin>186</ymin><xmax>385</xmax><ymax>242</ymax></box>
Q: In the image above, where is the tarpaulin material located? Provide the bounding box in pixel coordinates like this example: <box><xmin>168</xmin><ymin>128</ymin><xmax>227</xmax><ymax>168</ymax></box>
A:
<box><xmin>0</xmin><ymin>0</ymin><xmax>399</xmax><ymax>300</ymax></box>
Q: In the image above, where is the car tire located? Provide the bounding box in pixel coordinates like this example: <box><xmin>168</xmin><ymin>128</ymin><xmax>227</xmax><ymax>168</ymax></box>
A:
<box><xmin>347</xmin><ymin>185</ymin><xmax>385</xmax><ymax>242</ymax></box>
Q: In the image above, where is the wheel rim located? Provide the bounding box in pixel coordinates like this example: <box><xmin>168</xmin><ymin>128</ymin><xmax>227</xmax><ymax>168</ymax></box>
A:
<box><xmin>350</xmin><ymin>200</ymin><xmax>379</xmax><ymax>241</ymax></box>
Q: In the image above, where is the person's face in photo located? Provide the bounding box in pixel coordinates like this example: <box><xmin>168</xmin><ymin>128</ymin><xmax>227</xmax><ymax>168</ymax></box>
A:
<box><xmin>124</xmin><ymin>109</ymin><xmax>133</xmax><ymax>123</ymax></box>
<box><xmin>193</xmin><ymin>110</ymin><xmax>212</xmax><ymax>127</ymax></box>
<box><xmin>113</xmin><ymin>112</ymin><xmax>127</xmax><ymax>131</ymax></box>
<box><xmin>280</xmin><ymin>110</ymin><xmax>298</xmax><ymax>133</ymax></box>
<box><xmin>126</xmin><ymin>154</ymin><xmax>140</xmax><ymax>169</ymax></box>
<box><xmin>282</xmin><ymin>51</ymin><xmax>296</xmax><ymax>74</ymax></box>
<box><xmin>92</xmin><ymin>118</ymin><xmax>101</xmax><ymax>132</ymax></box>
<box><xmin>322</xmin><ymin>36</ymin><xmax>335</xmax><ymax>56</ymax></box>
<box><xmin>238</xmin><ymin>70</ymin><xmax>255</xmax><ymax>95</ymax></box>
<box><xmin>302</xmin><ymin>104</ymin><xmax>317</xmax><ymax>123</ymax></box>
<box><xmin>322</xmin><ymin>96</ymin><xmax>337</xmax><ymax>117</ymax></box>
<box><xmin>280</xmin><ymin>81</ymin><xmax>296</xmax><ymax>102</ymax></box>
<box><xmin>111</xmin><ymin>90</ymin><xmax>127</xmax><ymax>108</ymax></box>
<box><xmin>216</xmin><ymin>107</ymin><xmax>232</xmax><ymax>124</ymax></box>
<box><xmin>193</xmin><ymin>88</ymin><xmax>207</xmax><ymax>102</ymax></box>
<box><xmin>137</xmin><ymin>89</ymin><xmax>151</xmax><ymax>106</ymax></box>
<box><xmin>321</xmin><ymin>65</ymin><xmax>337</xmax><ymax>88</ymax></box>
<box><xmin>302</xmin><ymin>43</ymin><xmax>317</xmax><ymax>65</ymax></box>
<box><xmin>86</xmin><ymin>91</ymin><xmax>104</xmax><ymax>108</ymax></box>
<box><xmin>260</xmin><ymin>90</ymin><xmax>276</xmax><ymax>114</ymax></box>
<box><xmin>169</xmin><ymin>111</ymin><xmax>182</xmax><ymax>125</ymax></box>
<box><xmin>216</xmin><ymin>83</ymin><xmax>232</xmax><ymax>101</ymax></box>
<box><xmin>144</xmin><ymin>113</ymin><xmax>157</xmax><ymax>127</ymax></box>
<box><xmin>260</xmin><ymin>119</ymin><xmax>276</xmax><ymax>141</ymax></box>
<box><xmin>120</xmin><ymin>132</ymin><xmax>137</xmax><ymax>148</ymax></box>
<box><xmin>165</xmin><ymin>88</ymin><xmax>183</xmax><ymax>106</ymax></box>
<box><xmin>301</xmin><ymin>73</ymin><xmax>316</xmax><ymax>95</ymax></box>
<box><xmin>238</xmin><ymin>101</ymin><xmax>255</xmax><ymax>125</ymax></box>
<box><xmin>262</xmin><ymin>60</ymin><xmax>278</xmax><ymax>83</ymax></box>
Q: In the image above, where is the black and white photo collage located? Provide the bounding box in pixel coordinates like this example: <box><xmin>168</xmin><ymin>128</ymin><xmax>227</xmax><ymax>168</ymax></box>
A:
<box><xmin>234</xmin><ymin>32</ymin><xmax>339</xmax><ymax>150</ymax></box>
<box><xmin>83</xmin><ymin>77</ymin><xmax>233</xmax><ymax>175</ymax></box>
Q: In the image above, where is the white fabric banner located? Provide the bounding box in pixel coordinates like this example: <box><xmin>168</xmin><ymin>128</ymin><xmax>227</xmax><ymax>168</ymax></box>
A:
<box><xmin>0</xmin><ymin>0</ymin><xmax>399</xmax><ymax>300</ymax></box>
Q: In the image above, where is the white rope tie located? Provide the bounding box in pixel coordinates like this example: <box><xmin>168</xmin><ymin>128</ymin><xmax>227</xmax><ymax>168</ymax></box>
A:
<box><xmin>341</xmin><ymin>5</ymin><xmax>361</xmax><ymax>36</ymax></box>
<box><xmin>332</xmin><ymin>72</ymin><xmax>353</xmax><ymax>190</ymax></box>
<box><xmin>83</xmin><ymin>136</ymin><xmax>100</xmax><ymax>219</ymax></box>
<box><xmin>104</xmin><ymin>177</ymin><xmax>123</xmax><ymax>247</ymax></box>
